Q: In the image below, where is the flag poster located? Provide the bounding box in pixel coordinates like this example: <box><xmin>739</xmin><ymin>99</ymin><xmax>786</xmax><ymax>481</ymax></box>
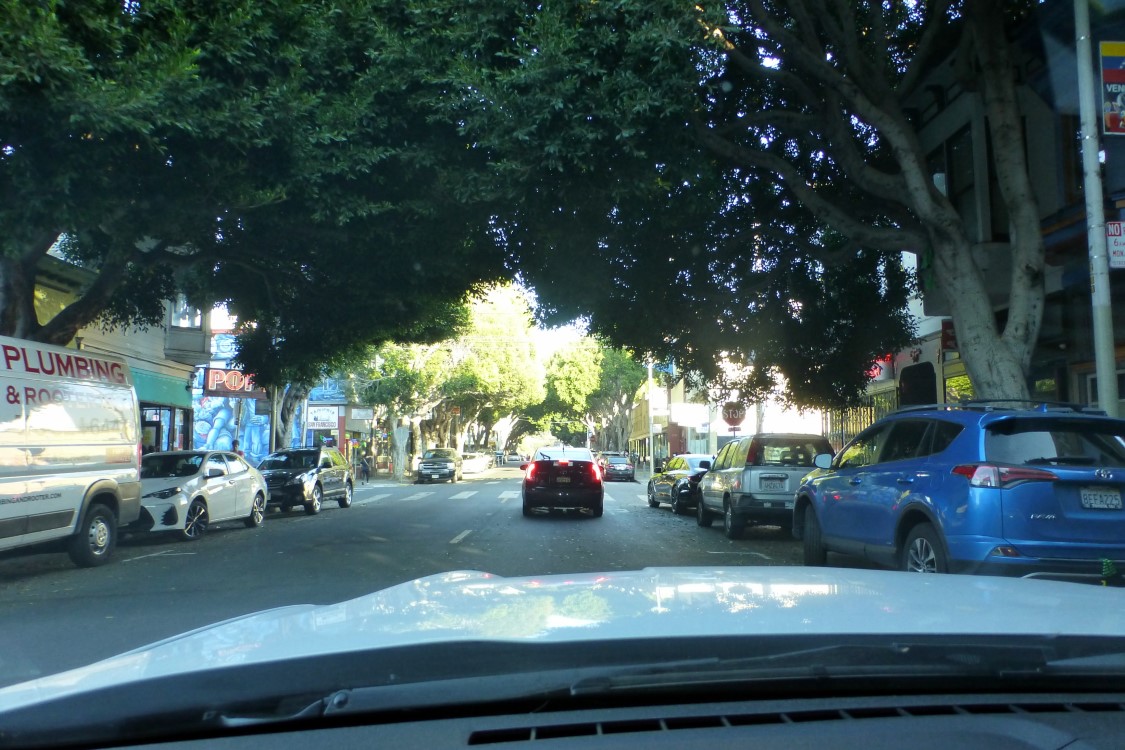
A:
<box><xmin>1101</xmin><ymin>42</ymin><xmax>1125</xmax><ymax>135</ymax></box>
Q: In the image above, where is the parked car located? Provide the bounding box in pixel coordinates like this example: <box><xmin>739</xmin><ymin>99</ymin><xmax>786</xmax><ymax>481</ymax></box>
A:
<box><xmin>793</xmin><ymin>402</ymin><xmax>1125</xmax><ymax>580</ymax></box>
<box><xmin>522</xmin><ymin>446</ymin><xmax>604</xmax><ymax>517</ymax></box>
<box><xmin>648</xmin><ymin>453</ymin><xmax>713</xmax><ymax>514</ymax></box>
<box><xmin>138</xmin><ymin>451</ymin><xmax>267</xmax><ymax>540</ymax></box>
<box><xmin>462</xmin><ymin>452</ymin><xmax>492</xmax><ymax>474</ymax></box>
<box><xmin>417</xmin><ymin>448</ymin><xmax>463</xmax><ymax>483</ymax></box>
<box><xmin>602</xmin><ymin>455</ymin><xmax>636</xmax><ymax>482</ymax></box>
<box><xmin>698</xmin><ymin>433</ymin><xmax>834</xmax><ymax>538</ymax></box>
<box><xmin>595</xmin><ymin>450</ymin><xmax>627</xmax><ymax>470</ymax></box>
<box><xmin>257</xmin><ymin>447</ymin><xmax>353</xmax><ymax>514</ymax></box>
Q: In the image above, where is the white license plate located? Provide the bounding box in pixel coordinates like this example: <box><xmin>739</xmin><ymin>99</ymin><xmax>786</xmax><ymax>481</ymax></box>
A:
<box><xmin>431</xmin><ymin>474</ymin><xmax>440</xmax><ymax>479</ymax></box>
<box><xmin>762</xmin><ymin>480</ymin><xmax>786</xmax><ymax>491</ymax></box>
<box><xmin>1081</xmin><ymin>486</ymin><xmax>1122</xmax><ymax>510</ymax></box>
<box><xmin>556</xmin><ymin>476</ymin><xmax>571</xmax><ymax>484</ymax></box>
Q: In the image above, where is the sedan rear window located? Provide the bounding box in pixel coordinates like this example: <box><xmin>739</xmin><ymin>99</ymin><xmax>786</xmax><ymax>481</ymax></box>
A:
<box><xmin>985</xmin><ymin>418</ymin><xmax>1125</xmax><ymax>468</ymax></box>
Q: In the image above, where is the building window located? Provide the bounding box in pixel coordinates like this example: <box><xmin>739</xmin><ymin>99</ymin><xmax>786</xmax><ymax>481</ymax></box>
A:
<box><xmin>171</xmin><ymin>295</ymin><xmax>201</xmax><ymax>329</ymax></box>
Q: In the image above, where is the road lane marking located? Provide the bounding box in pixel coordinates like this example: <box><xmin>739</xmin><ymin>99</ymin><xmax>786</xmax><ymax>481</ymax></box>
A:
<box><xmin>706</xmin><ymin>551</ymin><xmax>773</xmax><ymax>560</ymax></box>
<box><xmin>123</xmin><ymin>551</ymin><xmax>196</xmax><ymax>562</ymax></box>
<box><xmin>355</xmin><ymin>493</ymin><xmax>391</xmax><ymax>506</ymax></box>
<box><xmin>450</xmin><ymin>529</ymin><xmax>472</xmax><ymax>544</ymax></box>
<box><xmin>399</xmin><ymin>492</ymin><xmax>434</xmax><ymax>502</ymax></box>
<box><xmin>450</xmin><ymin>491</ymin><xmax>478</xmax><ymax>499</ymax></box>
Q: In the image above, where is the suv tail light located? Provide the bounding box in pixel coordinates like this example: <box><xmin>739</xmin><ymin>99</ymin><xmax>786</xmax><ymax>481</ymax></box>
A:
<box><xmin>951</xmin><ymin>463</ymin><xmax>1058</xmax><ymax>488</ymax></box>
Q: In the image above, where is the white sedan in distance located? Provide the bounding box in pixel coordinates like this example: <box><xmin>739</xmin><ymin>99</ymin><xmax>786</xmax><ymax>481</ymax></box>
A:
<box><xmin>138</xmin><ymin>451</ymin><xmax>268</xmax><ymax>541</ymax></box>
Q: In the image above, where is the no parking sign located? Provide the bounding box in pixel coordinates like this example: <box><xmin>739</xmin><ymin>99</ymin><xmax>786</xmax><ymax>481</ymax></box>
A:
<box><xmin>1108</xmin><ymin>222</ymin><xmax>1125</xmax><ymax>269</ymax></box>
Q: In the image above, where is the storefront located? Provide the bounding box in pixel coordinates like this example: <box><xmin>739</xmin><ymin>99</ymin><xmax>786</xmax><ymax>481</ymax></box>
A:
<box><xmin>133</xmin><ymin>368</ymin><xmax>193</xmax><ymax>453</ymax></box>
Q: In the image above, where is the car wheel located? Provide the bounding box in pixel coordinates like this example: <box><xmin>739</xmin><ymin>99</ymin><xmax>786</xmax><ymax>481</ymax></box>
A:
<box><xmin>803</xmin><ymin>508</ymin><xmax>827</xmax><ymax>566</ymax></box>
<box><xmin>696</xmin><ymin>496</ymin><xmax>713</xmax><ymax>527</ymax></box>
<box><xmin>591</xmin><ymin>501</ymin><xmax>604</xmax><ymax>518</ymax></box>
<box><xmin>647</xmin><ymin>482</ymin><xmax>659</xmax><ymax>508</ymax></box>
<box><xmin>671</xmin><ymin>487</ymin><xmax>688</xmax><ymax>515</ymax></box>
<box><xmin>522</xmin><ymin>497</ymin><xmax>532</xmax><ymax>517</ymax></box>
<box><xmin>902</xmin><ymin>523</ymin><xmax>947</xmax><ymax>573</ymax></box>
<box><xmin>305</xmin><ymin>485</ymin><xmax>322</xmax><ymax>515</ymax></box>
<box><xmin>181</xmin><ymin>498</ymin><xmax>208</xmax><ymax>541</ymax></box>
<box><xmin>67</xmin><ymin>503</ymin><xmax>117</xmax><ymax>567</ymax></box>
<box><xmin>723</xmin><ymin>501</ymin><xmax>746</xmax><ymax>539</ymax></box>
<box><xmin>338</xmin><ymin>482</ymin><xmax>353</xmax><ymax>508</ymax></box>
<box><xmin>244</xmin><ymin>492</ymin><xmax>266</xmax><ymax>528</ymax></box>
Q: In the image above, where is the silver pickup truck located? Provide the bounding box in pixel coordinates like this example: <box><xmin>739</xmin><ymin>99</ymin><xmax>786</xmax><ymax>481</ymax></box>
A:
<box><xmin>697</xmin><ymin>433</ymin><xmax>833</xmax><ymax>539</ymax></box>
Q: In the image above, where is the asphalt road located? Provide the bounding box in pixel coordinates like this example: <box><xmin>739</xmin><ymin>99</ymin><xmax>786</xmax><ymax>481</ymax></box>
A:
<box><xmin>0</xmin><ymin>465</ymin><xmax>808</xmax><ymax>688</ymax></box>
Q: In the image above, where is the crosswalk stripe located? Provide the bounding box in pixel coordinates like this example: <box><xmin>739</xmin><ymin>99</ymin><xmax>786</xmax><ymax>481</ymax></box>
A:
<box><xmin>399</xmin><ymin>492</ymin><xmax>434</xmax><ymax>502</ymax></box>
<box><xmin>450</xmin><ymin>491</ymin><xmax>478</xmax><ymax>499</ymax></box>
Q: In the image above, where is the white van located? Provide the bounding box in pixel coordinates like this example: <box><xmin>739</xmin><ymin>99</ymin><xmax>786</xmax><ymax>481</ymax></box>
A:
<box><xmin>0</xmin><ymin>335</ymin><xmax>141</xmax><ymax>566</ymax></box>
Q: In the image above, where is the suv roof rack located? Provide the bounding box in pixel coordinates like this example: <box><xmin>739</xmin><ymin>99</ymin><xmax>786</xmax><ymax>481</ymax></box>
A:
<box><xmin>895</xmin><ymin>399</ymin><xmax>1106</xmax><ymax>415</ymax></box>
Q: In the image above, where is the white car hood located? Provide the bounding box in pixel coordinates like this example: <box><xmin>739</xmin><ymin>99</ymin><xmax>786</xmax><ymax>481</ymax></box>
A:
<box><xmin>3</xmin><ymin>566</ymin><xmax>1125</xmax><ymax>711</ymax></box>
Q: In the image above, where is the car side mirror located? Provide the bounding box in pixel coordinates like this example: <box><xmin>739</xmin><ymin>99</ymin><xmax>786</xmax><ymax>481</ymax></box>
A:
<box><xmin>207</xmin><ymin>468</ymin><xmax>225</xmax><ymax>478</ymax></box>
<box><xmin>699</xmin><ymin>460</ymin><xmax>711</xmax><ymax>470</ymax></box>
<box><xmin>813</xmin><ymin>453</ymin><xmax>833</xmax><ymax>470</ymax></box>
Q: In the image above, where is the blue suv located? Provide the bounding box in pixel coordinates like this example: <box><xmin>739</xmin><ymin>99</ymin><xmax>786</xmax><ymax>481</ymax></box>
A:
<box><xmin>793</xmin><ymin>402</ymin><xmax>1125</xmax><ymax>580</ymax></box>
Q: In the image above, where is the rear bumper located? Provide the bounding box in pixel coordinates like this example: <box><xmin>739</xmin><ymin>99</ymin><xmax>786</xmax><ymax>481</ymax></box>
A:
<box><xmin>604</xmin><ymin>472</ymin><xmax>635</xmax><ymax>482</ymax></box>
<box><xmin>523</xmin><ymin>485</ymin><xmax>603</xmax><ymax>509</ymax></box>
<box><xmin>947</xmin><ymin>535</ymin><xmax>1125</xmax><ymax>583</ymax></box>
<box><xmin>733</xmin><ymin>494</ymin><xmax>794</xmax><ymax>523</ymax></box>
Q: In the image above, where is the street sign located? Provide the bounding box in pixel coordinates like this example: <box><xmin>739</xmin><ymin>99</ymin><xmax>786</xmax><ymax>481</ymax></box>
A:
<box><xmin>722</xmin><ymin>401</ymin><xmax>746</xmax><ymax>427</ymax></box>
<box><xmin>1108</xmin><ymin>221</ymin><xmax>1125</xmax><ymax>268</ymax></box>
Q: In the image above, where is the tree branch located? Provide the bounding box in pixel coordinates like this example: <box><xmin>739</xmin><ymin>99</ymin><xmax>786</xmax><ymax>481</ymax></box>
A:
<box><xmin>696</xmin><ymin>125</ymin><xmax>925</xmax><ymax>252</ymax></box>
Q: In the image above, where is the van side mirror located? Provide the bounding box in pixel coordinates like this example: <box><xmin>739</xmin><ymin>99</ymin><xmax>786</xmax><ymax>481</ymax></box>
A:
<box><xmin>813</xmin><ymin>453</ymin><xmax>833</xmax><ymax>470</ymax></box>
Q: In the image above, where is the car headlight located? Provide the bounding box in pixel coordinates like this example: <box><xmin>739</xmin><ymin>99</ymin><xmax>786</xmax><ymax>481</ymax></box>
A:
<box><xmin>144</xmin><ymin>487</ymin><xmax>182</xmax><ymax>499</ymax></box>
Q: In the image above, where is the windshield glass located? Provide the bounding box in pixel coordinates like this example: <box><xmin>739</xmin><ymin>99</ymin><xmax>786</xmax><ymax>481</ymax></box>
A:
<box><xmin>140</xmin><ymin>453</ymin><xmax>204</xmax><ymax>479</ymax></box>
<box><xmin>258</xmin><ymin>451</ymin><xmax>317</xmax><ymax>471</ymax></box>
<box><xmin>10</xmin><ymin>3</ymin><xmax>1125</xmax><ymax>746</ymax></box>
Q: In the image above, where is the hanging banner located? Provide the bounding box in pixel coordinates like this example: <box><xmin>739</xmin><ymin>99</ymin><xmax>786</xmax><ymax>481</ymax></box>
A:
<box><xmin>1101</xmin><ymin>42</ymin><xmax>1125</xmax><ymax>135</ymax></box>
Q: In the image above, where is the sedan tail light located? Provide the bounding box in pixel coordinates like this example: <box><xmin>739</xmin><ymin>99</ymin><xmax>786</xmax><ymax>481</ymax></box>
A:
<box><xmin>526</xmin><ymin>462</ymin><xmax>538</xmax><ymax>481</ymax></box>
<box><xmin>589</xmin><ymin>462</ymin><xmax>602</xmax><ymax>482</ymax></box>
<box><xmin>951</xmin><ymin>463</ymin><xmax>1058</xmax><ymax>488</ymax></box>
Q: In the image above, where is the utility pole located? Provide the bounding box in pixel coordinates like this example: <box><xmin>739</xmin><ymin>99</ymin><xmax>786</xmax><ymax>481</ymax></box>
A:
<box><xmin>1075</xmin><ymin>0</ymin><xmax>1120</xmax><ymax>416</ymax></box>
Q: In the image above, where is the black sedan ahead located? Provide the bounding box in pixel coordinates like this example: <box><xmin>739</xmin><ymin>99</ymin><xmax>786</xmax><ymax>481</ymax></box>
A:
<box><xmin>647</xmin><ymin>453</ymin><xmax>713</xmax><ymax>515</ymax></box>
<box><xmin>521</xmin><ymin>446</ymin><xmax>604</xmax><ymax>518</ymax></box>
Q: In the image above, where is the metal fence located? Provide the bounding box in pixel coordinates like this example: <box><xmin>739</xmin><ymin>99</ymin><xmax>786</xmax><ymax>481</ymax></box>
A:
<box><xmin>821</xmin><ymin>389</ymin><xmax>899</xmax><ymax>451</ymax></box>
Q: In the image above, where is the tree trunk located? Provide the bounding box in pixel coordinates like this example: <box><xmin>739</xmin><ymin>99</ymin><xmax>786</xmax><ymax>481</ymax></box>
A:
<box><xmin>388</xmin><ymin>408</ymin><xmax>410</xmax><ymax>481</ymax></box>
<box><xmin>931</xmin><ymin>233</ymin><xmax>1031</xmax><ymax>399</ymax></box>
<box><xmin>273</xmin><ymin>384</ymin><xmax>309</xmax><ymax>450</ymax></box>
<box><xmin>0</xmin><ymin>256</ymin><xmax>43</xmax><ymax>340</ymax></box>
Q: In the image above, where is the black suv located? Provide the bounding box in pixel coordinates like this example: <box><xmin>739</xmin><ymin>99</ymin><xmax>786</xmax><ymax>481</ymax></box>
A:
<box><xmin>257</xmin><ymin>447</ymin><xmax>354</xmax><ymax>514</ymax></box>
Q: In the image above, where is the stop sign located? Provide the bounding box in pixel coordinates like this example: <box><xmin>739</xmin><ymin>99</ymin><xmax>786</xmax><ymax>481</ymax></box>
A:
<box><xmin>722</xmin><ymin>401</ymin><xmax>746</xmax><ymax>427</ymax></box>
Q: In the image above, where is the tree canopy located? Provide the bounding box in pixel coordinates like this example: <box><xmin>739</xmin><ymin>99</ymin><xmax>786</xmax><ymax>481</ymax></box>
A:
<box><xmin>413</xmin><ymin>0</ymin><xmax>1053</xmax><ymax>404</ymax></box>
<box><xmin>1</xmin><ymin>0</ymin><xmax>505</xmax><ymax>375</ymax></box>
